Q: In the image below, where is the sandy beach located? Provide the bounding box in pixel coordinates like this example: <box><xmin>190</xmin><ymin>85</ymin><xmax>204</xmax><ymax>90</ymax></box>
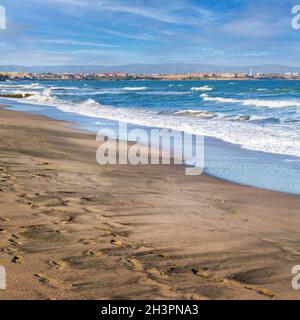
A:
<box><xmin>0</xmin><ymin>106</ymin><xmax>300</xmax><ymax>300</ymax></box>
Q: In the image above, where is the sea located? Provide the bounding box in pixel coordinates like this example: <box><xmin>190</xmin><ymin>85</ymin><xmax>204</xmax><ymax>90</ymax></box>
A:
<box><xmin>0</xmin><ymin>79</ymin><xmax>300</xmax><ymax>195</ymax></box>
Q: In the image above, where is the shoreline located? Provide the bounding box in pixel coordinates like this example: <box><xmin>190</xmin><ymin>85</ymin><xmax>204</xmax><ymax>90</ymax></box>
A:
<box><xmin>3</xmin><ymin>98</ymin><xmax>300</xmax><ymax>196</ymax></box>
<box><xmin>2</xmin><ymin>77</ymin><xmax>300</xmax><ymax>82</ymax></box>
<box><xmin>0</xmin><ymin>107</ymin><xmax>300</xmax><ymax>300</ymax></box>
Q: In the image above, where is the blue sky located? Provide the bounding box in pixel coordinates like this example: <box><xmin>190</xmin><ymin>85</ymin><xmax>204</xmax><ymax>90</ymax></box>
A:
<box><xmin>0</xmin><ymin>0</ymin><xmax>299</xmax><ymax>66</ymax></box>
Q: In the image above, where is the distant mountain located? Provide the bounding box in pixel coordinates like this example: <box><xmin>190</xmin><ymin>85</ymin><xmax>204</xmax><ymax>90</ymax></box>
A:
<box><xmin>0</xmin><ymin>63</ymin><xmax>299</xmax><ymax>74</ymax></box>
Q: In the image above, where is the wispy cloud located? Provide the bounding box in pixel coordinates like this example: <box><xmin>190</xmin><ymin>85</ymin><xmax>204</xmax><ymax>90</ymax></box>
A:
<box><xmin>221</xmin><ymin>16</ymin><xmax>289</xmax><ymax>37</ymax></box>
<box><xmin>40</xmin><ymin>39</ymin><xmax>120</xmax><ymax>47</ymax></box>
<box><xmin>95</xmin><ymin>0</ymin><xmax>214</xmax><ymax>25</ymax></box>
<box><xmin>98</xmin><ymin>27</ymin><xmax>157</xmax><ymax>41</ymax></box>
<box><xmin>32</xmin><ymin>0</ymin><xmax>90</xmax><ymax>6</ymax></box>
<box><xmin>96</xmin><ymin>1</ymin><xmax>182</xmax><ymax>24</ymax></box>
<box><xmin>0</xmin><ymin>0</ymin><xmax>297</xmax><ymax>66</ymax></box>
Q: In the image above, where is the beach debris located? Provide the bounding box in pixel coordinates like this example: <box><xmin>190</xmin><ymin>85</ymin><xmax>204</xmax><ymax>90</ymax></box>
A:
<box><xmin>192</xmin><ymin>267</ymin><xmax>209</xmax><ymax>278</ymax></box>
<box><xmin>0</xmin><ymin>228</ymin><xmax>6</xmax><ymax>234</ymax></box>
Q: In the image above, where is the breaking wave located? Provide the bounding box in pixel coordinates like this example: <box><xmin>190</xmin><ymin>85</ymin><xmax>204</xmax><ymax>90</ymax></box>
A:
<box><xmin>191</xmin><ymin>86</ymin><xmax>213</xmax><ymax>91</ymax></box>
<box><xmin>201</xmin><ymin>93</ymin><xmax>300</xmax><ymax>108</ymax></box>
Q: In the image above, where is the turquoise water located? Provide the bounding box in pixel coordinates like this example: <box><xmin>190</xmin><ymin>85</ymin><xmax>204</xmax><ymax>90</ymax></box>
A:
<box><xmin>1</xmin><ymin>79</ymin><xmax>300</xmax><ymax>195</ymax></box>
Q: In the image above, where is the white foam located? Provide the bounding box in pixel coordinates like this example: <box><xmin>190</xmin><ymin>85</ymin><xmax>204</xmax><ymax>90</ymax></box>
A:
<box><xmin>202</xmin><ymin>95</ymin><xmax>240</xmax><ymax>103</ymax></box>
<box><xmin>243</xmin><ymin>99</ymin><xmax>300</xmax><ymax>108</ymax></box>
<box><xmin>173</xmin><ymin>109</ymin><xmax>217</xmax><ymax>119</ymax></box>
<box><xmin>191</xmin><ymin>86</ymin><xmax>213</xmax><ymax>91</ymax></box>
<box><xmin>122</xmin><ymin>87</ymin><xmax>147</xmax><ymax>91</ymax></box>
<box><xmin>201</xmin><ymin>94</ymin><xmax>300</xmax><ymax>108</ymax></box>
<box><xmin>12</xmin><ymin>91</ymin><xmax>300</xmax><ymax>158</ymax></box>
<box><xmin>0</xmin><ymin>83</ymin><xmax>43</xmax><ymax>90</ymax></box>
<box><xmin>48</xmin><ymin>86</ymin><xmax>79</xmax><ymax>90</ymax></box>
<box><xmin>137</xmin><ymin>91</ymin><xmax>190</xmax><ymax>96</ymax></box>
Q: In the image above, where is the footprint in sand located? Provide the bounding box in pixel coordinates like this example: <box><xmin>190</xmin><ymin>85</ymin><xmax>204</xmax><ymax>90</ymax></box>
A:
<box><xmin>160</xmin><ymin>267</ymin><xmax>176</xmax><ymax>277</ymax></box>
<box><xmin>54</xmin><ymin>229</ymin><xmax>68</xmax><ymax>235</ymax></box>
<box><xmin>36</xmin><ymin>161</ymin><xmax>51</xmax><ymax>166</ymax></box>
<box><xmin>94</xmin><ymin>226</ymin><xmax>113</xmax><ymax>235</ymax></box>
<box><xmin>158</xmin><ymin>253</ymin><xmax>170</xmax><ymax>259</ymax></box>
<box><xmin>1</xmin><ymin>247</ymin><xmax>17</xmax><ymax>255</ymax></box>
<box><xmin>34</xmin><ymin>273</ymin><xmax>53</xmax><ymax>284</ymax></box>
<box><xmin>138</xmin><ymin>277</ymin><xmax>179</xmax><ymax>299</ymax></box>
<box><xmin>221</xmin><ymin>278</ymin><xmax>274</xmax><ymax>298</ymax></box>
<box><xmin>66</xmin><ymin>216</ymin><xmax>76</xmax><ymax>223</ymax></box>
<box><xmin>49</xmin><ymin>260</ymin><xmax>66</xmax><ymax>270</ymax></box>
<box><xmin>189</xmin><ymin>293</ymin><xmax>210</xmax><ymax>301</ymax></box>
<box><xmin>9</xmin><ymin>238</ymin><xmax>22</xmax><ymax>246</ymax></box>
<box><xmin>213</xmin><ymin>199</ymin><xmax>236</xmax><ymax>214</ymax></box>
<box><xmin>111</xmin><ymin>239</ymin><xmax>122</xmax><ymax>247</ymax></box>
<box><xmin>255</xmin><ymin>288</ymin><xmax>274</xmax><ymax>298</ymax></box>
<box><xmin>126</xmin><ymin>257</ymin><xmax>144</xmax><ymax>271</ymax></box>
<box><xmin>84</xmin><ymin>250</ymin><xmax>103</xmax><ymax>257</ymax></box>
<box><xmin>12</xmin><ymin>255</ymin><xmax>24</xmax><ymax>264</ymax></box>
<box><xmin>147</xmin><ymin>268</ymin><xmax>167</xmax><ymax>279</ymax></box>
<box><xmin>79</xmin><ymin>239</ymin><xmax>97</xmax><ymax>245</ymax></box>
<box><xmin>192</xmin><ymin>267</ymin><xmax>209</xmax><ymax>278</ymax></box>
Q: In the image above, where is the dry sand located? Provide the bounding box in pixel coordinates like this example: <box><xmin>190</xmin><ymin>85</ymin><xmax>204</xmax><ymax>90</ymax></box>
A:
<box><xmin>0</xmin><ymin>107</ymin><xmax>300</xmax><ymax>300</ymax></box>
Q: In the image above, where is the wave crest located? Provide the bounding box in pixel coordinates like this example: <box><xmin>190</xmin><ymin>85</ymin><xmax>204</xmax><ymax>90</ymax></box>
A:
<box><xmin>191</xmin><ymin>86</ymin><xmax>213</xmax><ymax>91</ymax></box>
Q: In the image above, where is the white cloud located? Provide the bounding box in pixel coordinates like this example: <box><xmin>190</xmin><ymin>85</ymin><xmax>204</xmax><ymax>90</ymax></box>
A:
<box><xmin>31</xmin><ymin>0</ymin><xmax>214</xmax><ymax>25</ymax></box>
<box><xmin>99</xmin><ymin>28</ymin><xmax>157</xmax><ymax>41</ymax></box>
<box><xmin>0</xmin><ymin>5</ymin><xmax>6</xmax><ymax>30</ymax></box>
<box><xmin>40</xmin><ymin>39</ymin><xmax>120</xmax><ymax>47</ymax></box>
<box><xmin>221</xmin><ymin>16</ymin><xmax>288</xmax><ymax>38</ymax></box>
<box><xmin>95</xmin><ymin>0</ymin><xmax>213</xmax><ymax>25</ymax></box>
<box><xmin>36</xmin><ymin>0</ymin><xmax>89</xmax><ymax>6</ymax></box>
<box><xmin>0</xmin><ymin>50</ymin><xmax>73</xmax><ymax>65</ymax></box>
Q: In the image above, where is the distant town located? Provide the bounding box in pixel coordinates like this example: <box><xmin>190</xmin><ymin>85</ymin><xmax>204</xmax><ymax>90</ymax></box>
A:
<box><xmin>1</xmin><ymin>71</ymin><xmax>300</xmax><ymax>81</ymax></box>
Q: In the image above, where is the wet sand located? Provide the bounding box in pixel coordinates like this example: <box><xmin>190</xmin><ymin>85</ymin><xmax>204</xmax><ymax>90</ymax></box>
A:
<box><xmin>0</xmin><ymin>107</ymin><xmax>300</xmax><ymax>300</ymax></box>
